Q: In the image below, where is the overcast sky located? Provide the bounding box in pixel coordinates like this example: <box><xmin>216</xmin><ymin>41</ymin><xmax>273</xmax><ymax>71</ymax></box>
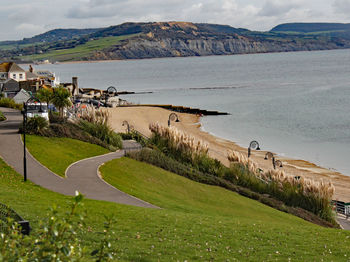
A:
<box><xmin>1</xmin><ymin>0</ymin><xmax>350</xmax><ymax>41</ymax></box>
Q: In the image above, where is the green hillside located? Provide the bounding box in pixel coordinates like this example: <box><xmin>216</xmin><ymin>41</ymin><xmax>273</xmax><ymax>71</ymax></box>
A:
<box><xmin>2</xmin><ymin>134</ymin><xmax>350</xmax><ymax>260</ymax></box>
<box><xmin>271</xmin><ymin>22</ymin><xmax>350</xmax><ymax>34</ymax></box>
<box><xmin>1</xmin><ymin>154</ymin><xmax>350</xmax><ymax>260</ymax></box>
<box><xmin>21</xmin><ymin>34</ymin><xmax>139</xmax><ymax>62</ymax></box>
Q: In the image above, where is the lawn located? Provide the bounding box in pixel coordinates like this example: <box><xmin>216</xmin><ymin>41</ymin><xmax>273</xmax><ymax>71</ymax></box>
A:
<box><xmin>5</xmin><ymin>135</ymin><xmax>350</xmax><ymax>260</ymax></box>
<box><xmin>25</xmin><ymin>135</ymin><xmax>109</xmax><ymax>176</ymax></box>
<box><xmin>21</xmin><ymin>34</ymin><xmax>139</xmax><ymax>62</ymax></box>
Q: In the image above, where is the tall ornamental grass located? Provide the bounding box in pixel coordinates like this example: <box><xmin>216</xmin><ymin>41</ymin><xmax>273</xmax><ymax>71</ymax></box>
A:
<box><xmin>77</xmin><ymin>106</ymin><xmax>122</xmax><ymax>150</ymax></box>
<box><xmin>227</xmin><ymin>150</ymin><xmax>335</xmax><ymax>221</ymax></box>
<box><xmin>148</xmin><ymin>123</ymin><xmax>335</xmax><ymax>222</ymax></box>
<box><xmin>149</xmin><ymin>123</ymin><xmax>224</xmax><ymax>176</ymax></box>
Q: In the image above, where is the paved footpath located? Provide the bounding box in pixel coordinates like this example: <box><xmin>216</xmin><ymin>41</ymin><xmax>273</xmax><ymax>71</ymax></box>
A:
<box><xmin>0</xmin><ymin>107</ymin><xmax>157</xmax><ymax>209</ymax></box>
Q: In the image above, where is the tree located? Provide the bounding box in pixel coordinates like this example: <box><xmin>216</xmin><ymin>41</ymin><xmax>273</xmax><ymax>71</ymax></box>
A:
<box><xmin>51</xmin><ymin>87</ymin><xmax>72</xmax><ymax>117</ymax></box>
<box><xmin>36</xmin><ymin>88</ymin><xmax>53</xmax><ymax>110</ymax></box>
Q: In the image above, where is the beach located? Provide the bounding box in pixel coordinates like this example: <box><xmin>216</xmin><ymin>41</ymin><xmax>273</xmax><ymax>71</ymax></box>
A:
<box><xmin>107</xmin><ymin>106</ymin><xmax>350</xmax><ymax>202</ymax></box>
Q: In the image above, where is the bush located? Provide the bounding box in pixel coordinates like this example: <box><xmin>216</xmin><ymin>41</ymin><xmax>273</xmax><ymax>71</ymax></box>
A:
<box><xmin>0</xmin><ymin>192</ymin><xmax>116</xmax><ymax>261</ymax></box>
<box><xmin>26</xmin><ymin>116</ymin><xmax>49</xmax><ymax>134</ymax></box>
<box><xmin>0</xmin><ymin>111</ymin><xmax>5</xmax><ymax>121</ymax></box>
<box><xmin>79</xmin><ymin>120</ymin><xmax>122</xmax><ymax>150</ymax></box>
<box><xmin>49</xmin><ymin>111</ymin><xmax>67</xmax><ymax>124</ymax></box>
<box><xmin>0</xmin><ymin>97</ymin><xmax>23</xmax><ymax>110</ymax></box>
<box><xmin>19</xmin><ymin>116</ymin><xmax>49</xmax><ymax>135</ymax></box>
<box><xmin>119</xmin><ymin>131</ymin><xmax>148</xmax><ymax>147</ymax></box>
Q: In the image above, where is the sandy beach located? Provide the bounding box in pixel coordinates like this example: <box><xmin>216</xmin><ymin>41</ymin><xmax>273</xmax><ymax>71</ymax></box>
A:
<box><xmin>107</xmin><ymin>106</ymin><xmax>350</xmax><ymax>202</ymax></box>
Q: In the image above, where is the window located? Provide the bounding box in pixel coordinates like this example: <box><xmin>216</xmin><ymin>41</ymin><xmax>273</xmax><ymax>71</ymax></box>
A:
<box><xmin>19</xmin><ymin>74</ymin><xmax>23</xmax><ymax>79</ymax></box>
<box><xmin>12</xmin><ymin>74</ymin><xmax>16</xmax><ymax>79</ymax></box>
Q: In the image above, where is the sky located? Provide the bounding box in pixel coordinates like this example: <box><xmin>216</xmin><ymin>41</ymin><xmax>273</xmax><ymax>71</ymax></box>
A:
<box><xmin>1</xmin><ymin>0</ymin><xmax>350</xmax><ymax>41</ymax></box>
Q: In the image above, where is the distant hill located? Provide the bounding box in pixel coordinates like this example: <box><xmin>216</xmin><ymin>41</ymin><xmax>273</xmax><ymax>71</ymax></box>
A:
<box><xmin>0</xmin><ymin>28</ymin><xmax>101</xmax><ymax>46</ymax></box>
<box><xmin>271</xmin><ymin>23</ymin><xmax>350</xmax><ymax>33</ymax></box>
<box><xmin>2</xmin><ymin>21</ymin><xmax>350</xmax><ymax>62</ymax></box>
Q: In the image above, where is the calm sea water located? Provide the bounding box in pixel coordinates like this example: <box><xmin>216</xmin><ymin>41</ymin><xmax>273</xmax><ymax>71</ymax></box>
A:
<box><xmin>35</xmin><ymin>49</ymin><xmax>350</xmax><ymax>175</ymax></box>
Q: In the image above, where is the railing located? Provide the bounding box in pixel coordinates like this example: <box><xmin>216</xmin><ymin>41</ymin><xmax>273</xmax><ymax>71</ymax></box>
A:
<box><xmin>0</xmin><ymin>202</ymin><xmax>31</xmax><ymax>235</ymax></box>
<box><xmin>332</xmin><ymin>200</ymin><xmax>350</xmax><ymax>217</ymax></box>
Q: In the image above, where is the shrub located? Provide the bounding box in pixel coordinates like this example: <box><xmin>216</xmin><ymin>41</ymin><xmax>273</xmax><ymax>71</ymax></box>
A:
<box><xmin>227</xmin><ymin>150</ymin><xmax>335</xmax><ymax>222</ymax></box>
<box><xmin>26</xmin><ymin>116</ymin><xmax>49</xmax><ymax>134</ymax></box>
<box><xmin>119</xmin><ymin>131</ymin><xmax>148</xmax><ymax>147</ymax></box>
<box><xmin>39</xmin><ymin>121</ymin><xmax>115</xmax><ymax>151</ymax></box>
<box><xmin>79</xmin><ymin>120</ymin><xmax>122</xmax><ymax>150</ymax></box>
<box><xmin>49</xmin><ymin>111</ymin><xmax>67</xmax><ymax>124</ymax></box>
<box><xmin>0</xmin><ymin>97</ymin><xmax>23</xmax><ymax>110</ymax></box>
<box><xmin>0</xmin><ymin>111</ymin><xmax>5</xmax><ymax>121</ymax></box>
<box><xmin>0</xmin><ymin>192</ymin><xmax>116</xmax><ymax>261</ymax></box>
<box><xmin>19</xmin><ymin>116</ymin><xmax>49</xmax><ymax>135</ymax></box>
<box><xmin>149</xmin><ymin>123</ymin><xmax>224</xmax><ymax>176</ymax></box>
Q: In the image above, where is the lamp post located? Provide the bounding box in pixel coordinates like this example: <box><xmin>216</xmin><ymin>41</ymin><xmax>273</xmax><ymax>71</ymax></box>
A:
<box><xmin>264</xmin><ymin>151</ymin><xmax>275</xmax><ymax>169</ymax></box>
<box><xmin>22</xmin><ymin>96</ymin><xmax>42</xmax><ymax>182</ymax></box>
<box><xmin>264</xmin><ymin>151</ymin><xmax>283</xmax><ymax>169</ymax></box>
<box><xmin>248</xmin><ymin>140</ymin><xmax>260</xmax><ymax>158</ymax></box>
<box><xmin>168</xmin><ymin>113</ymin><xmax>180</xmax><ymax>127</ymax></box>
<box><xmin>122</xmin><ymin>120</ymin><xmax>130</xmax><ymax>133</ymax></box>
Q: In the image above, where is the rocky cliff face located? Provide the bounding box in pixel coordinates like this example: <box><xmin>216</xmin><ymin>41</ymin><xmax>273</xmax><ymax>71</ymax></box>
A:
<box><xmin>87</xmin><ymin>22</ymin><xmax>350</xmax><ymax>60</ymax></box>
<box><xmin>90</xmin><ymin>34</ymin><xmax>350</xmax><ymax>60</ymax></box>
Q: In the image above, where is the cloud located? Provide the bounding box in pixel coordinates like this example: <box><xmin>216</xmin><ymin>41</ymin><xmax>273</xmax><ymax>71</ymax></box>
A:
<box><xmin>1</xmin><ymin>0</ymin><xmax>350</xmax><ymax>41</ymax></box>
<box><xmin>259</xmin><ymin>0</ymin><xmax>302</xmax><ymax>17</ymax></box>
<box><xmin>333</xmin><ymin>0</ymin><xmax>350</xmax><ymax>16</ymax></box>
<box><xmin>15</xmin><ymin>23</ymin><xmax>45</xmax><ymax>37</ymax></box>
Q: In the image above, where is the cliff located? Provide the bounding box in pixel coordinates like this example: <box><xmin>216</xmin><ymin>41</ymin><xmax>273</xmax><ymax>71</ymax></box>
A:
<box><xmin>2</xmin><ymin>21</ymin><xmax>350</xmax><ymax>62</ymax></box>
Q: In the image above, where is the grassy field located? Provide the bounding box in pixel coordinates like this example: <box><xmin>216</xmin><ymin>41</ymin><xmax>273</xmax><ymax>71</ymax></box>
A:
<box><xmin>25</xmin><ymin>135</ymin><xmax>109</xmax><ymax>176</ymax></box>
<box><xmin>5</xmin><ymin>135</ymin><xmax>350</xmax><ymax>260</ymax></box>
<box><xmin>21</xmin><ymin>34</ymin><xmax>139</xmax><ymax>62</ymax></box>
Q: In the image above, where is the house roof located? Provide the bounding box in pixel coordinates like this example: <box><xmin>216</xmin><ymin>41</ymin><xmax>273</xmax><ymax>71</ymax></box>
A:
<box><xmin>8</xmin><ymin>63</ymin><xmax>25</xmax><ymax>73</ymax></box>
<box><xmin>0</xmin><ymin>62</ymin><xmax>11</xmax><ymax>73</ymax></box>
<box><xmin>0</xmin><ymin>62</ymin><xmax>25</xmax><ymax>73</ymax></box>
<box><xmin>13</xmin><ymin>89</ymin><xmax>31</xmax><ymax>104</ymax></box>
<box><xmin>26</xmin><ymin>71</ymin><xmax>39</xmax><ymax>79</ymax></box>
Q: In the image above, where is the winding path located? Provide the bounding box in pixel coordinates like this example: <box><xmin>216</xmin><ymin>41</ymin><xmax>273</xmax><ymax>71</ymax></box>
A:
<box><xmin>0</xmin><ymin>107</ymin><xmax>157</xmax><ymax>209</ymax></box>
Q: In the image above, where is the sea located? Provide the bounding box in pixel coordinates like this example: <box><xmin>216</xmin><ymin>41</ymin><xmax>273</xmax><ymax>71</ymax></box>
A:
<box><xmin>34</xmin><ymin>49</ymin><xmax>350</xmax><ymax>176</ymax></box>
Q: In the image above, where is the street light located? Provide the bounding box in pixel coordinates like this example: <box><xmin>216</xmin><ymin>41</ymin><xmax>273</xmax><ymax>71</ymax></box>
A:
<box><xmin>122</xmin><ymin>120</ymin><xmax>130</xmax><ymax>133</ymax></box>
<box><xmin>264</xmin><ymin>151</ymin><xmax>283</xmax><ymax>169</ymax></box>
<box><xmin>22</xmin><ymin>96</ymin><xmax>42</xmax><ymax>182</ymax></box>
<box><xmin>168</xmin><ymin>113</ymin><xmax>180</xmax><ymax>127</ymax></box>
<box><xmin>264</xmin><ymin>151</ymin><xmax>276</xmax><ymax>169</ymax></box>
<box><xmin>248</xmin><ymin>140</ymin><xmax>260</xmax><ymax>158</ymax></box>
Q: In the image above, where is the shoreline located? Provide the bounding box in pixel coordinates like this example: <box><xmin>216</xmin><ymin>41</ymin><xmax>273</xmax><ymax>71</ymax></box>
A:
<box><xmin>199</xmin><ymin>119</ymin><xmax>348</xmax><ymax>177</ymax></box>
<box><xmin>106</xmin><ymin>106</ymin><xmax>350</xmax><ymax>202</ymax></box>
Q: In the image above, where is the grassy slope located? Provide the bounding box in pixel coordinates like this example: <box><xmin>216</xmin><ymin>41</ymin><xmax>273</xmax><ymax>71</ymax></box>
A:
<box><xmin>7</xmin><ymin>135</ymin><xmax>350</xmax><ymax>260</ymax></box>
<box><xmin>100</xmin><ymin>157</ymin><xmax>350</xmax><ymax>260</ymax></box>
<box><xmin>21</xmin><ymin>34</ymin><xmax>139</xmax><ymax>61</ymax></box>
<box><xmin>25</xmin><ymin>135</ymin><xmax>109</xmax><ymax>176</ymax></box>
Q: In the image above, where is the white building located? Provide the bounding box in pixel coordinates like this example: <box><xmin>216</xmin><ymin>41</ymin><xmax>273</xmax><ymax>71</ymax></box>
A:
<box><xmin>0</xmin><ymin>62</ymin><xmax>27</xmax><ymax>82</ymax></box>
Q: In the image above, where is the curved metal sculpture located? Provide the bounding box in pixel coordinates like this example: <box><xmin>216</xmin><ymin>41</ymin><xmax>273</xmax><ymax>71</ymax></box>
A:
<box><xmin>275</xmin><ymin>160</ymin><xmax>283</xmax><ymax>168</ymax></box>
<box><xmin>168</xmin><ymin>113</ymin><xmax>180</xmax><ymax>127</ymax></box>
<box><xmin>107</xmin><ymin>86</ymin><xmax>117</xmax><ymax>95</ymax></box>
<box><xmin>122</xmin><ymin>120</ymin><xmax>130</xmax><ymax>133</ymax></box>
<box><xmin>264</xmin><ymin>152</ymin><xmax>274</xmax><ymax>160</ymax></box>
<box><xmin>248</xmin><ymin>140</ymin><xmax>260</xmax><ymax>158</ymax></box>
